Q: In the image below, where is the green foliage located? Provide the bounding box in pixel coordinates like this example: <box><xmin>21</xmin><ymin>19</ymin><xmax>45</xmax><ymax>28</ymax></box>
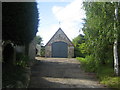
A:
<box><xmin>79</xmin><ymin>43</ymin><xmax>88</xmax><ymax>55</ymax></box>
<box><xmin>77</xmin><ymin>57</ymin><xmax>120</xmax><ymax>89</ymax></box>
<box><xmin>96</xmin><ymin>65</ymin><xmax>114</xmax><ymax>80</ymax></box>
<box><xmin>41</xmin><ymin>46</ymin><xmax>45</xmax><ymax>57</ymax></box>
<box><xmin>72</xmin><ymin>34</ymin><xmax>85</xmax><ymax>47</ymax></box>
<box><xmin>34</xmin><ymin>35</ymin><xmax>42</xmax><ymax>45</ymax></box>
<box><xmin>77</xmin><ymin>55</ymin><xmax>97</xmax><ymax>72</ymax></box>
<box><xmin>101</xmin><ymin>77</ymin><xmax>120</xmax><ymax>89</ymax></box>
<box><xmin>2</xmin><ymin>2</ymin><xmax>39</xmax><ymax>87</ymax></box>
<box><xmin>82</xmin><ymin>2</ymin><xmax>120</xmax><ymax>65</ymax></box>
<box><xmin>76</xmin><ymin>2</ymin><xmax>120</xmax><ymax>89</ymax></box>
<box><xmin>76</xmin><ymin>57</ymin><xmax>86</xmax><ymax>67</ymax></box>
<box><xmin>72</xmin><ymin>34</ymin><xmax>87</xmax><ymax>57</ymax></box>
<box><xmin>2</xmin><ymin>64</ymin><xmax>27</xmax><ymax>88</ymax></box>
<box><xmin>2</xmin><ymin>53</ymin><xmax>30</xmax><ymax>88</ymax></box>
<box><xmin>2</xmin><ymin>2</ymin><xmax>39</xmax><ymax>45</ymax></box>
<box><xmin>16</xmin><ymin>53</ymin><xmax>29</xmax><ymax>68</ymax></box>
<box><xmin>97</xmin><ymin>66</ymin><xmax>120</xmax><ymax>89</ymax></box>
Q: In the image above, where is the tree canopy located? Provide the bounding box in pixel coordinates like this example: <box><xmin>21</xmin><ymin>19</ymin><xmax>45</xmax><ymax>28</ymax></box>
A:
<box><xmin>72</xmin><ymin>34</ymin><xmax>86</xmax><ymax>57</ymax></box>
<box><xmin>82</xmin><ymin>2</ymin><xmax>120</xmax><ymax>75</ymax></box>
<box><xmin>34</xmin><ymin>35</ymin><xmax>42</xmax><ymax>45</ymax></box>
<box><xmin>2</xmin><ymin>2</ymin><xmax>39</xmax><ymax>45</ymax></box>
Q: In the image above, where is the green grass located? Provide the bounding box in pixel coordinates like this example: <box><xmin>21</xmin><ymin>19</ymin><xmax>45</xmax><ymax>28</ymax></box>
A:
<box><xmin>101</xmin><ymin>77</ymin><xmax>120</xmax><ymax>89</ymax></box>
<box><xmin>77</xmin><ymin>57</ymin><xmax>120</xmax><ymax>89</ymax></box>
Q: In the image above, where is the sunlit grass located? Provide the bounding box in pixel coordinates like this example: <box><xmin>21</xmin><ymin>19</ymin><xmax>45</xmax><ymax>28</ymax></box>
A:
<box><xmin>77</xmin><ymin>57</ymin><xmax>120</xmax><ymax>89</ymax></box>
<box><xmin>100</xmin><ymin>77</ymin><xmax>120</xmax><ymax>89</ymax></box>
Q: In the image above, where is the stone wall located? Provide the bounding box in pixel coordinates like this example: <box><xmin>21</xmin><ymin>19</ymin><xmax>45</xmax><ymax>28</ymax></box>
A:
<box><xmin>45</xmin><ymin>45</ymin><xmax>51</xmax><ymax>57</ymax></box>
<box><xmin>68</xmin><ymin>46</ymin><xmax>74</xmax><ymax>58</ymax></box>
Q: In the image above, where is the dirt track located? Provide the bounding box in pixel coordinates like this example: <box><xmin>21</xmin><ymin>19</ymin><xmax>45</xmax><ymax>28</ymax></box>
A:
<box><xmin>28</xmin><ymin>57</ymin><xmax>107</xmax><ymax>88</ymax></box>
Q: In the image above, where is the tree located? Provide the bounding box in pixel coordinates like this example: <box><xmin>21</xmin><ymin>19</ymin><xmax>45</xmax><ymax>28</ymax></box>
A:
<box><xmin>82</xmin><ymin>2</ymin><xmax>120</xmax><ymax>75</ymax></box>
<box><xmin>72</xmin><ymin>34</ymin><xmax>85</xmax><ymax>47</ymax></box>
<box><xmin>34</xmin><ymin>35</ymin><xmax>42</xmax><ymax>45</ymax></box>
<box><xmin>2</xmin><ymin>2</ymin><xmax>39</xmax><ymax>55</ymax></box>
<box><xmin>113</xmin><ymin>2</ymin><xmax>120</xmax><ymax>76</ymax></box>
<box><xmin>72</xmin><ymin>34</ymin><xmax>86</xmax><ymax>57</ymax></box>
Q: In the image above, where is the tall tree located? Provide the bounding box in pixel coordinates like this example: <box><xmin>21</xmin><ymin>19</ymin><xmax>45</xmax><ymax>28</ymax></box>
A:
<box><xmin>2</xmin><ymin>2</ymin><xmax>39</xmax><ymax>55</ymax></box>
<box><xmin>34</xmin><ymin>35</ymin><xmax>42</xmax><ymax>45</ymax></box>
<box><xmin>83</xmin><ymin>2</ymin><xmax>120</xmax><ymax>75</ymax></box>
<box><xmin>113</xmin><ymin>2</ymin><xmax>119</xmax><ymax>76</ymax></box>
<box><xmin>72</xmin><ymin>34</ymin><xmax>86</xmax><ymax>57</ymax></box>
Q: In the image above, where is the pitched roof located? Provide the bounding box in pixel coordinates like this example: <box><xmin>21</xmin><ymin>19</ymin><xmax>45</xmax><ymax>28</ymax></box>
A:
<box><xmin>45</xmin><ymin>28</ymin><xmax>74</xmax><ymax>46</ymax></box>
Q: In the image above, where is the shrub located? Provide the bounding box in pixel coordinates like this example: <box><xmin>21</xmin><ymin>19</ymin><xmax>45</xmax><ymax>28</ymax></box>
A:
<box><xmin>77</xmin><ymin>56</ymin><xmax>120</xmax><ymax>89</ymax></box>
<box><xmin>84</xmin><ymin>55</ymin><xmax>97</xmax><ymax>72</ymax></box>
<box><xmin>2</xmin><ymin>64</ymin><xmax>27</xmax><ymax>88</ymax></box>
<box><xmin>77</xmin><ymin>55</ymin><xmax>97</xmax><ymax>72</ymax></box>
<box><xmin>16</xmin><ymin>52</ymin><xmax>29</xmax><ymax>67</ymax></box>
<box><xmin>3</xmin><ymin>53</ymin><xmax>30</xmax><ymax>88</ymax></box>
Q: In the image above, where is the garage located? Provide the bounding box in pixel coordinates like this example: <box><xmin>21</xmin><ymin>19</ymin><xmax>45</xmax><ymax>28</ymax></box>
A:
<box><xmin>45</xmin><ymin>28</ymin><xmax>74</xmax><ymax>58</ymax></box>
<box><xmin>52</xmin><ymin>41</ymin><xmax>68</xmax><ymax>58</ymax></box>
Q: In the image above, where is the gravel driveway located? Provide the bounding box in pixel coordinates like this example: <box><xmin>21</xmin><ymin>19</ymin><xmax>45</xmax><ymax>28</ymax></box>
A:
<box><xmin>28</xmin><ymin>57</ymin><xmax>108</xmax><ymax>88</ymax></box>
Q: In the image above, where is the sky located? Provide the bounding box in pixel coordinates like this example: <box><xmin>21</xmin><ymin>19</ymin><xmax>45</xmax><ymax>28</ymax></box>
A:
<box><xmin>36</xmin><ymin>0</ymin><xmax>86</xmax><ymax>45</ymax></box>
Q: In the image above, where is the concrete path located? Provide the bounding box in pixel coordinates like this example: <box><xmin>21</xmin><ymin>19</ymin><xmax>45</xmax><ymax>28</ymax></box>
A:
<box><xmin>28</xmin><ymin>57</ymin><xmax>107</xmax><ymax>88</ymax></box>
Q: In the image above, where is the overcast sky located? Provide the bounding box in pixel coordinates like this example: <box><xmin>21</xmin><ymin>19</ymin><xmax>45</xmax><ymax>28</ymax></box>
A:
<box><xmin>36</xmin><ymin>0</ymin><xmax>86</xmax><ymax>45</ymax></box>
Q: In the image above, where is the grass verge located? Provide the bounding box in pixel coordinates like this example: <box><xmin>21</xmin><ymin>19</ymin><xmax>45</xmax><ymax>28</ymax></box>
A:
<box><xmin>76</xmin><ymin>57</ymin><xmax>120</xmax><ymax>89</ymax></box>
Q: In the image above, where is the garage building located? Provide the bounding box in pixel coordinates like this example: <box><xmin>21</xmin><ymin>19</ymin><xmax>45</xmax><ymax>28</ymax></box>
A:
<box><xmin>45</xmin><ymin>28</ymin><xmax>74</xmax><ymax>58</ymax></box>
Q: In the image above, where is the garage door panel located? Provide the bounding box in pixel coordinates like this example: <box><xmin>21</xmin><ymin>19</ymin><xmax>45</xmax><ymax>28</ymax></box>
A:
<box><xmin>52</xmin><ymin>41</ymin><xmax>68</xmax><ymax>58</ymax></box>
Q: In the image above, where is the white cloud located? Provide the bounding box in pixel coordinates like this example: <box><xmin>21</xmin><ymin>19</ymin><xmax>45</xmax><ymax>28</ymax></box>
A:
<box><xmin>37</xmin><ymin>0</ymin><xmax>86</xmax><ymax>45</ymax></box>
<box><xmin>52</xmin><ymin>0</ymin><xmax>86</xmax><ymax>22</ymax></box>
<box><xmin>37</xmin><ymin>24</ymin><xmax>60</xmax><ymax>45</ymax></box>
<box><xmin>52</xmin><ymin>0</ymin><xmax>86</xmax><ymax>41</ymax></box>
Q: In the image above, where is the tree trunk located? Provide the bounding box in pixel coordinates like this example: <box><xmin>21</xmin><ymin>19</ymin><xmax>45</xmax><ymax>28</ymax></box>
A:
<box><xmin>113</xmin><ymin>39</ymin><xmax>119</xmax><ymax>76</ymax></box>
<box><xmin>113</xmin><ymin>2</ymin><xmax>119</xmax><ymax>76</ymax></box>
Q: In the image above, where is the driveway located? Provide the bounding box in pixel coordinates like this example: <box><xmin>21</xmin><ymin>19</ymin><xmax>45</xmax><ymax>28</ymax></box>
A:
<box><xmin>28</xmin><ymin>57</ymin><xmax>107</xmax><ymax>88</ymax></box>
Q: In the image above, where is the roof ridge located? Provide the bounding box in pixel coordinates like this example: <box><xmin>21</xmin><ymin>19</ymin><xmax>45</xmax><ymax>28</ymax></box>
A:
<box><xmin>45</xmin><ymin>28</ymin><xmax>74</xmax><ymax>46</ymax></box>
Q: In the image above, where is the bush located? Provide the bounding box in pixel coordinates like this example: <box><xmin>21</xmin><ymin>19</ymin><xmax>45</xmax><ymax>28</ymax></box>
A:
<box><xmin>77</xmin><ymin>56</ymin><xmax>120</xmax><ymax>89</ymax></box>
<box><xmin>76</xmin><ymin>57</ymin><xmax>86</xmax><ymax>65</ymax></box>
<box><xmin>74</xmin><ymin>47</ymin><xmax>85</xmax><ymax>58</ymax></box>
<box><xmin>2</xmin><ymin>64</ymin><xmax>27</xmax><ymax>88</ymax></box>
<box><xmin>77</xmin><ymin>55</ymin><xmax>97</xmax><ymax>72</ymax></box>
<box><xmin>40</xmin><ymin>46</ymin><xmax>45</xmax><ymax>57</ymax></box>
<box><xmin>96</xmin><ymin>65</ymin><xmax>114</xmax><ymax>80</ymax></box>
<box><xmin>3</xmin><ymin>53</ymin><xmax>30</xmax><ymax>88</ymax></box>
<box><xmin>16</xmin><ymin>52</ymin><xmax>29</xmax><ymax>67</ymax></box>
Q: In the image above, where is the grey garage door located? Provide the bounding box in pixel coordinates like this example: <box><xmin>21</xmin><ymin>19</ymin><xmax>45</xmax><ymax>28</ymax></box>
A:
<box><xmin>52</xmin><ymin>41</ymin><xmax>68</xmax><ymax>58</ymax></box>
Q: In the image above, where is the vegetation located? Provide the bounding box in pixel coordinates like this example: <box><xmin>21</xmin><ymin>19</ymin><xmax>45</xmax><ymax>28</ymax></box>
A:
<box><xmin>72</xmin><ymin>34</ymin><xmax>87</xmax><ymax>57</ymax></box>
<box><xmin>34</xmin><ymin>35</ymin><xmax>43</xmax><ymax>45</ymax></box>
<box><xmin>2</xmin><ymin>2</ymin><xmax>39</xmax><ymax>88</ymax></box>
<box><xmin>2</xmin><ymin>2</ymin><xmax>39</xmax><ymax>55</ymax></box>
<box><xmin>16</xmin><ymin>53</ymin><xmax>29</xmax><ymax>67</ymax></box>
<box><xmin>2</xmin><ymin>51</ymin><xmax>30</xmax><ymax>88</ymax></box>
<box><xmin>40</xmin><ymin>46</ymin><xmax>45</xmax><ymax>57</ymax></box>
<box><xmin>73</xmin><ymin>2</ymin><xmax>120</xmax><ymax>89</ymax></box>
<box><xmin>77</xmin><ymin>57</ymin><xmax>120</xmax><ymax>89</ymax></box>
<box><xmin>82</xmin><ymin>2</ymin><xmax>120</xmax><ymax>74</ymax></box>
<box><xmin>2</xmin><ymin>56</ymin><xmax>29</xmax><ymax>88</ymax></box>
